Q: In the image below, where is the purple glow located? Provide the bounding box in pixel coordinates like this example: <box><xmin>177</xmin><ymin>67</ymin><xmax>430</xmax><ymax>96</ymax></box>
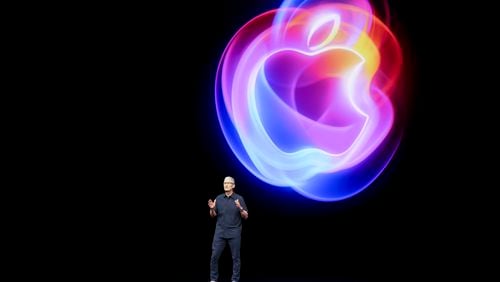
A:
<box><xmin>215</xmin><ymin>0</ymin><xmax>405</xmax><ymax>201</ymax></box>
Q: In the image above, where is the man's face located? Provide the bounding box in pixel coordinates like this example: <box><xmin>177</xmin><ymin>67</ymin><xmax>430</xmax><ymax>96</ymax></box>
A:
<box><xmin>223</xmin><ymin>177</ymin><xmax>235</xmax><ymax>192</ymax></box>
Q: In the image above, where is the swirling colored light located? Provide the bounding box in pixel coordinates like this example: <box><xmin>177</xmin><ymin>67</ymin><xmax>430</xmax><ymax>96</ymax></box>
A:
<box><xmin>215</xmin><ymin>0</ymin><xmax>404</xmax><ymax>201</ymax></box>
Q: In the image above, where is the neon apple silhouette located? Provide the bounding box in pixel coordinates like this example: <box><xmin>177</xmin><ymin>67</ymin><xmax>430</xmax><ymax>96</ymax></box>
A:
<box><xmin>215</xmin><ymin>0</ymin><xmax>404</xmax><ymax>201</ymax></box>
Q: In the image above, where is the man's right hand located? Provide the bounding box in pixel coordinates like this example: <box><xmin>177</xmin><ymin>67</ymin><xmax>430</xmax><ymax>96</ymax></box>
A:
<box><xmin>208</xmin><ymin>199</ymin><xmax>216</xmax><ymax>209</ymax></box>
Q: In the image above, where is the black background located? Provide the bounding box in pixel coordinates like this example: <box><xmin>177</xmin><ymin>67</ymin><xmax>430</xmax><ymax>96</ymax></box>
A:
<box><xmin>85</xmin><ymin>1</ymin><xmax>487</xmax><ymax>281</ymax></box>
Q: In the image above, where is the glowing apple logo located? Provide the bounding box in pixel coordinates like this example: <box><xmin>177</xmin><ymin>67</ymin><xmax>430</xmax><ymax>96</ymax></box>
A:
<box><xmin>215</xmin><ymin>0</ymin><xmax>405</xmax><ymax>201</ymax></box>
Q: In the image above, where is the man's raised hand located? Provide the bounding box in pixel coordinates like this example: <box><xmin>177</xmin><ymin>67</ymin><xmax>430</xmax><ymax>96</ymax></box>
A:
<box><xmin>208</xmin><ymin>199</ymin><xmax>216</xmax><ymax>209</ymax></box>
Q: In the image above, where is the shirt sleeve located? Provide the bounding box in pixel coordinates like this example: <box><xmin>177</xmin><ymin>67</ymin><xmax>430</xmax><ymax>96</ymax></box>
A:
<box><xmin>239</xmin><ymin>196</ymin><xmax>248</xmax><ymax>211</ymax></box>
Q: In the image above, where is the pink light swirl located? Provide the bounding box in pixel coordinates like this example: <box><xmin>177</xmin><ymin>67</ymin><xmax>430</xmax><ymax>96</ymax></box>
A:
<box><xmin>215</xmin><ymin>0</ymin><xmax>405</xmax><ymax>201</ymax></box>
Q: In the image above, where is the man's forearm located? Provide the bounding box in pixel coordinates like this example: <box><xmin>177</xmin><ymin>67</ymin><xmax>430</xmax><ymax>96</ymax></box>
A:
<box><xmin>240</xmin><ymin>209</ymin><xmax>248</xmax><ymax>219</ymax></box>
<box><xmin>210</xmin><ymin>208</ymin><xmax>217</xmax><ymax>217</ymax></box>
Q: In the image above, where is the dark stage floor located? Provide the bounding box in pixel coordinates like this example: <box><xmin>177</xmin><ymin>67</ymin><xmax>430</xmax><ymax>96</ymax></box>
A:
<box><xmin>165</xmin><ymin>278</ymin><xmax>378</xmax><ymax>282</ymax></box>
